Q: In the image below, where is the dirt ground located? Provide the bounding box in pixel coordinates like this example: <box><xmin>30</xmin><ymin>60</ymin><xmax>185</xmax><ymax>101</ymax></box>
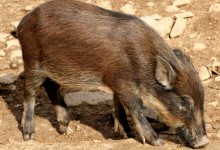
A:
<box><xmin>0</xmin><ymin>0</ymin><xmax>220</xmax><ymax>149</ymax></box>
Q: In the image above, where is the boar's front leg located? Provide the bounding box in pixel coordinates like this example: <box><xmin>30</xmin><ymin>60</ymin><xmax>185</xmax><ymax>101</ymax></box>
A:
<box><xmin>43</xmin><ymin>78</ymin><xmax>69</xmax><ymax>134</ymax></box>
<box><xmin>112</xmin><ymin>83</ymin><xmax>164</xmax><ymax>146</ymax></box>
<box><xmin>113</xmin><ymin>94</ymin><xmax>132</xmax><ymax>138</ymax></box>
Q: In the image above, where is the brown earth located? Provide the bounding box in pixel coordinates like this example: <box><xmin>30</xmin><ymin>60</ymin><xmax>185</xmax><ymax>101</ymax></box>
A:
<box><xmin>0</xmin><ymin>0</ymin><xmax>220</xmax><ymax>149</ymax></box>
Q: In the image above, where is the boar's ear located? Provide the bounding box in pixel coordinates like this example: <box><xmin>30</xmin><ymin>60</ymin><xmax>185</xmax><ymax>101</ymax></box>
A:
<box><xmin>155</xmin><ymin>56</ymin><xmax>176</xmax><ymax>90</ymax></box>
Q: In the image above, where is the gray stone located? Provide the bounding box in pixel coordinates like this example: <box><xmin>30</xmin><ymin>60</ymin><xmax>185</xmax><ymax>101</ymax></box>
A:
<box><xmin>140</xmin><ymin>16</ymin><xmax>157</xmax><ymax>28</ymax></box>
<box><xmin>9</xmin><ymin>49</ymin><xmax>22</xmax><ymax>60</ymax></box>
<box><xmin>155</xmin><ymin>17</ymin><xmax>174</xmax><ymax>37</ymax></box>
<box><xmin>25</xmin><ymin>6</ymin><xmax>33</xmax><ymax>11</ymax></box>
<box><xmin>199</xmin><ymin>66</ymin><xmax>211</xmax><ymax>81</ymax></box>
<box><xmin>174</xmin><ymin>11</ymin><xmax>194</xmax><ymax>18</ymax></box>
<box><xmin>0</xmin><ymin>33</ymin><xmax>10</xmax><ymax>42</ymax></box>
<box><xmin>85</xmin><ymin>0</ymin><xmax>91</xmax><ymax>4</ymax></box>
<box><xmin>0</xmin><ymin>73</ymin><xmax>17</xmax><ymax>84</ymax></box>
<box><xmin>0</xmin><ymin>50</ymin><xmax>5</xmax><ymax>57</ymax></box>
<box><xmin>10</xmin><ymin>21</ymin><xmax>20</xmax><ymax>30</ymax></box>
<box><xmin>10</xmin><ymin>59</ymin><xmax>20</xmax><ymax>69</ymax></box>
<box><xmin>193</xmin><ymin>43</ymin><xmax>207</xmax><ymax>51</ymax></box>
<box><xmin>64</xmin><ymin>91</ymin><xmax>113</xmax><ymax>106</ymax></box>
<box><xmin>165</xmin><ymin>5</ymin><xmax>179</xmax><ymax>13</ymax></box>
<box><xmin>173</xmin><ymin>0</ymin><xmax>191</xmax><ymax>7</ymax></box>
<box><xmin>189</xmin><ymin>32</ymin><xmax>197</xmax><ymax>39</ymax></box>
<box><xmin>0</xmin><ymin>61</ymin><xmax>10</xmax><ymax>71</ymax></box>
<box><xmin>96</xmin><ymin>1</ymin><xmax>112</xmax><ymax>10</ymax></box>
<box><xmin>150</xmin><ymin>14</ymin><xmax>161</xmax><ymax>20</ymax></box>
<box><xmin>67</xmin><ymin>127</ymin><xmax>74</xmax><ymax>135</ymax></box>
<box><xmin>146</xmin><ymin>2</ymin><xmax>155</xmax><ymax>7</ymax></box>
<box><xmin>208</xmin><ymin>101</ymin><xmax>219</xmax><ymax>107</ymax></box>
<box><xmin>6</xmin><ymin>39</ymin><xmax>20</xmax><ymax>49</ymax></box>
<box><xmin>211</xmin><ymin>57</ymin><xmax>220</xmax><ymax>67</ymax></box>
<box><xmin>209</xmin><ymin>3</ymin><xmax>220</xmax><ymax>12</ymax></box>
<box><xmin>170</xmin><ymin>18</ymin><xmax>187</xmax><ymax>38</ymax></box>
<box><xmin>120</xmin><ymin>3</ymin><xmax>136</xmax><ymax>15</ymax></box>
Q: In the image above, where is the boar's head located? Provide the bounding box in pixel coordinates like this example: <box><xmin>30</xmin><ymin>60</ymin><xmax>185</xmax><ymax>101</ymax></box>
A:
<box><xmin>143</xmin><ymin>49</ymin><xmax>209</xmax><ymax>148</ymax></box>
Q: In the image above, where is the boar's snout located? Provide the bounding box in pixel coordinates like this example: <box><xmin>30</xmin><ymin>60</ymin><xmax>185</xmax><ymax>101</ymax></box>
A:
<box><xmin>190</xmin><ymin>135</ymin><xmax>209</xmax><ymax>149</ymax></box>
<box><xmin>176</xmin><ymin>126</ymin><xmax>209</xmax><ymax>149</ymax></box>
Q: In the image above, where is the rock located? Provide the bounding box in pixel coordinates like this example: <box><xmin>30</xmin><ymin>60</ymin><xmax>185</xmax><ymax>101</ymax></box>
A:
<box><xmin>208</xmin><ymin>101</ymin><xmax>219</xmax><ymax>107</ymax></box>
<box><xmin>67</xmin><ymin>127</ymin><xmax>73</xmax><ymax>135</ymax></box>
<box><xmin>140</xmin><ymin>16</ymin><xmax>157</xmax><ymax>28</ymax></box>
<box><xmin>189</xmin><ymin>32</ymin><xmax>197</xmax><ymax>39</ymax></box>
<box><xmin>174</xmin><ymin>11</ymin><xmax>194</xmax><ymax>18</ymax></box>
<box><xmin>193</xmin><ymin>43</ymin><xmax>206</xmax><ymax>51</ymax></box>
<box><xmin>146</xmin><ymin>2</ymin><xmax>155</xmax><ymax>7</ymax></box>
<box><xmin>0</xmin><ymin>60</ymin><xmax>10</xmax><ymax>71</ymax></box>
<box><xmin>75</xmin><ymin>125</ymin><xmax>81</xmax><ymax>131</ymax></box>
<box><xmin>165</xmin><ymin>5</ymin><xmax>179</xmax><ymax>13</ymax></box>
<box><xmin>199</xmin><ymin>66</ymin><xmax>211</xmax><ymax>81</ymax></box>
<box><xmin>10</xmin><ymin>59</ymin><xmax>20</xmax><ymax>69</ymax></box>
<box><xmin>151</xmin><ymin>14</ymin><xmax>161</xmax><ymax>20</ymax></box>
<box><xmin>120</xmin><ymin>3</ymin><xmax>136</xmax><ymax>15</ymax></box>
<box><xmin>212</xmin><ymin>123</ymin><xmax>220</xmax><ymax>130</ymax></box>
<box><xmin>173</xmin><ymin>0</ymin><xmax>191</xmax><ymax>7</ymax></box>
<box><xmin>206</xmin><ymin>123</ymin><xmax>212</xmax><ymax>130</ymax></box>
<box><xmin>64</xmin><ymin>91</ymin><xmax>113</xmax><ymax>106</ymax></box>
<box><xmin>0</xmin><ymin>50</ymin><xmax>5</xmax><ymax>57</ymax></box>
<box><xmin>209</xmin><ymin>3</ymin><xmax>220</xmax><ymax>12</ymax></box>
<box><xmin>217</xmin><ymin>130</ymin><xmax>220</xmax><ymax>138</ymax></box>
<box><xmin>155</xmin><ymin>17</ymin><xmax>174</xmax><ymax>37</ymax></box>
<box><xmin>0</xmin><ymin>73</ymin><xmax>17</xmax><ymax>84</ymax></box>
<box><xmin>24</xmin><ymin>6</ymin><xmax>33</xmax><ymax>11</ymax></box>
<box><xmin>215</xmin><ymin>76</ymin><xmax>220</xmax><ymax>82</ymax></box>
<box><xmin>10</xmin><ymin>21</ymin><xmax>20</xmax><ymax>30</ymax></box>
<box><xmin>9</xmin><ymin>50</ymin><xmax>22</xmax><ymax>60</ymax></box>
<box><xmin>204</xmin><ymin>114</ymin><xmax>212</xmax><ymax>123</ymax></box>
<box><xmin>85</xmin><ymin>0</ymin><xmax>91</xmax><ymax>4</ymax></box>
<box><xmin>170</xmin><ymin>18</ymin><xmax>187</xmax><ymax>38</ymax></box>
<box><xmin>96</xmin><ymin>1</ymin><xmax>112</xmax><ymax>10</ymax></box>
<box><xmin>0</xmin><ymin>33</ymin><xmax>10</xmax><ymax>42</ymax></box>
<box><xmin>6</xmin><ymin>39</ymin><xmax>20</xmax><ymax>49</ymax></box>
<box><xmin>211</xmin><ymin>57</ymin><xmax>220</xmax><ymax>67</ymax></box>
<box><xmin>93</xmin><ymin>140</ymin><xmax>102</xmax><ymax>143</ymax></box>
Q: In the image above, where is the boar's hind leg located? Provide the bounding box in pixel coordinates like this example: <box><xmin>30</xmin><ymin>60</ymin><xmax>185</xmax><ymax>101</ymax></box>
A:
<box><xmin>114</xmin><ymin>94</ymin><xmax>132</xmax><ymax>138</ymax></box>
<box><xmin>43</xmin><ymin>78</ymin><xmax>69</xmax><ymax>134</ymax></box>
<box><xmin>114</xmin><ymin>90</ymin><xmax>164</xmax><ymax>146</ymax></box>
<box><xmin>22</xmin><ymin>73</ymin><xmax>44</xmax><ymax>141</ymax></box>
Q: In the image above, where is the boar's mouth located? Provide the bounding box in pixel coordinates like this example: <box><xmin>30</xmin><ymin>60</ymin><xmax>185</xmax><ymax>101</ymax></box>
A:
<box><xmin>176</xmin><ymin>126</ymin><xmax>209</xmax><ymax>149</ymax></box>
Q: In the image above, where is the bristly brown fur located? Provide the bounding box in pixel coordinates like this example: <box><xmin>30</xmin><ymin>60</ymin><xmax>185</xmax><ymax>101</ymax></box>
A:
<box><xmin>17</xmin><ymin>0</ymin><xmax>208</xmax><ymax>148</ymax></box>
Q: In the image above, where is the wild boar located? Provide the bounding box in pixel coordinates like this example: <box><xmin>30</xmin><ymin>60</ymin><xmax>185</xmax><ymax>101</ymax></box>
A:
<box><xmin>17</xmin><ymin>0</ymin><xmax>209</xmax><ymax>148</ymax></box>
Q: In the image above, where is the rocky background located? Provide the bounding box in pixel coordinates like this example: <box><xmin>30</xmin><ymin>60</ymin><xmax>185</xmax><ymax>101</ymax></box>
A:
<box><xmin>0</xmin><ymin>0</ymin><xmax>220</xmax><ymax>149</ymax></box>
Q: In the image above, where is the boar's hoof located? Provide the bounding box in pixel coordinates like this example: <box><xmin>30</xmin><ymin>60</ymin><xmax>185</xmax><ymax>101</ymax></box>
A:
<box><xmin>57</xmin><ymin>122</ymin><xmax>68</xmax><ymax>134</ymax></box>
<box><xmin>192</xmin><ymin>136</ymin><xmax>209</xmax><ymax>149</ymax></box>
<box><xmin>23</xmin><ymin>132</ymin><xmax>35</xmax><ymax>141</ymax></box>
<box><xmin>152</xmin><ymin>139</ymin><xmax>164</xmax><ymax>146</ymax></box>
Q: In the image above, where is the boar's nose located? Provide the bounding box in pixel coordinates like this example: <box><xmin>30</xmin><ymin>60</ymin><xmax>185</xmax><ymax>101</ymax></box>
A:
<box><xmin>192</xmin><ymin>136</ymin><xmax>209</xmax><ymax>149</ymax></box>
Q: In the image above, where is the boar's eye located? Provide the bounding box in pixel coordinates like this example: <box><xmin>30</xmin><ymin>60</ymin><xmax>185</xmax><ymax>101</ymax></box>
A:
<box><xmin>179</xmin><ymin>96</ymin><xmax>194</xmax><ymax>112</ymax></box>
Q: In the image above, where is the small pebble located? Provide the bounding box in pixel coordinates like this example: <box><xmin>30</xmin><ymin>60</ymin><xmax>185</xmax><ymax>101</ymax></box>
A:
<box><xmin>209</xmin><ymin>3</ymin><xmax>220</xmax><ymax>12</ymax></box>
<box><xmin>193</xmin><ymin>43</ymin><xmax>207</xmax><ymax>51</ymax></box>
<box><xmin>151</xmin><ymin>14</ymin><xmax>161</xmax><ymax>20</ymax></box>
<box><xmin>120</xmin><ymin>3</ymin><xmax>136</xmax><ymax>15</ymax></box>
<box><xmin>165</xmin><ymin>5</ymin><xmax>179</xmax><ymax>13</ymax></box>
<box><xmin>173</xmin><ymin>0</ymin><xmax>191</xmax><ymax>7</ymax></box>
<box><xmin>199</xmin><ymin>66</ymin><xmax>211</xmax><ymax>81</ymax></box>
<box><xmin>146</xmin><ymin>2</ymin><xmax>155</xmax><ymax>7</ymax></box>
<box><xmin>0</xmin><ymin>50</ymin><xmax>5</xmax><ymax>57</ymax></box>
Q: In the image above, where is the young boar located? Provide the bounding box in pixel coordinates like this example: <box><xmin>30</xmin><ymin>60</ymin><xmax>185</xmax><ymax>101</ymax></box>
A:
<box><xmin>17</xmin><ymin>0</ymin><xmax>209</xmax><ymax>148</ymax></box>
